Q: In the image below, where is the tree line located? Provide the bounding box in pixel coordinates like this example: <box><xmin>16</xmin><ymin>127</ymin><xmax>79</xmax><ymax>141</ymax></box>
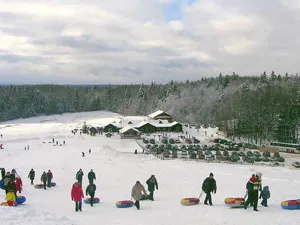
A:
<box><xmin>0</xmin><ymin>72</ymin><xmax>299</xmax><ymax>144</ymax></box>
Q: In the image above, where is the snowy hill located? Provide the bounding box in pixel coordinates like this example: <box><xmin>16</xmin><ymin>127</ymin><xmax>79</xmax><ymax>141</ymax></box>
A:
<box><xmin>0</xmin><ymin>111</ymin><xmax>299</xmax><ymax>225</ymax></box>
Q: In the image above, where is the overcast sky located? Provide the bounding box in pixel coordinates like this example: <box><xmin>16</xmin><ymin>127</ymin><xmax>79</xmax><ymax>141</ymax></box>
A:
<box><xmin>0</xmin><ymin>0</ymin><xmax>299</xmax><ymax>84</ymax></box>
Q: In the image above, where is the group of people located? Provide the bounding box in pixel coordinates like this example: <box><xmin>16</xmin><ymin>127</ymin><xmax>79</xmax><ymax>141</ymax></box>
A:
<box><xmin>244</xmin><ymin>172</ymin><xmax>270</xmax><ymax>211</ymax></box>
<box><xmin>40</xmin><ymin>170</ymin><xmax>53</xmax><ymax>190</ymax></box>
<box><xmin>1</xmin><ymin>166</ymin><xmax>270</xmax><ymax>212</ymax></box>
<box><xmin>1</xmin><ymin>168</ymin><xmax>22</xmax><ymax>206</ymax></box>
<box><xmin>200</xmin><ymin>172</ymin><xmax>270</xmax><ymax>211</ymax></box>
<box><xmin>71</xmin><ymin>169</ymin><xmax>97</xmax><ymax>211</ymax></box>
<box><xmin>131</xmin><ymin>175</ymin><xmax>159</xmax><ymax>210</ymax></box>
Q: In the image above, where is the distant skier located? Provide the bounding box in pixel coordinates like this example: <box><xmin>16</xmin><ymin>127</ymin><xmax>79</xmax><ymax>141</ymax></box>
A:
<box><xmin>260</xmin><ymin>185</ymin><xmax>270</xmax><ymax>207</ymax></box>
<box><xmin>82</xmin><ymin>152</ymin><xmax>85</xmax><ymax>157</ymax></box>
<box><xmin>41</xmin><ymin>172</ymin><xmax>47</xmax><ymax>190</ymax></box>
<box><xmin>202</xmin><ymin>172</ymin><xmax>217</xmax><ymax>206</ymax></box>
<box><xmin>88</xmin><ymin>169</ymin><xmax>96</xmax><ymax>184</ymax></box>
<box><xmin>131</xmin><ymin>181</ymin><xmax>147</xmax><ymax>210</ymax></box>
<box><xmin>89</xmin><ymin>148</ymin><xmax>91</xmax><ymax>154</ymax></box>
<box><xmin>76</xmin><ymin>169</ymin><xmax>84</xmax><ymax>186</ymax></box>
<box><xmin>71</xmin><ymin>182</ymin><xmax>84</xmax><ymax>212</ymax></box>
<box><xmin>47</xmin><ymin>170</ymin><xmax>53</xmax><ymax>188</ymax></box>
<box><xmin>86</xmin><ymin>183</ymin><xmax>96</xmax><ymax>207</ymax></box>
<box><xmin>146</xmin><ymin>175</ymin><xmax>158</xmax><ymax>201</ymax></box>
<box><xmin>15</xmin><ymin>175</ymin><xmax>23</xmax><ymax>193</ymax></box>
<box><xmin>28</xmin><ymin>168</ymin><xmax>35</xmax><ymax>185</ymax></box>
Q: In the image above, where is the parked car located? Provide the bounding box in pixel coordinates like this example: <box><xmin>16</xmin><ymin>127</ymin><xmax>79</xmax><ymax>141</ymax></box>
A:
<box><xmin>292</xmin><ymin>161</ymin><xmax>300</xmax><ymax>168</ymax></box>
<box><xmin>185</xmin><ymin>139</ymin><xmax>192</xmax><ymax>144</ymax></box>
<box><xmin>263</xmin><ymin>151</ymin><xmax>271</xmax><ymax>157</ymax></box>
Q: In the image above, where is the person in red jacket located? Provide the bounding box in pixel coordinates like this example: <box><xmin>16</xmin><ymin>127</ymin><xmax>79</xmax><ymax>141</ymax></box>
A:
<box><xmin>71</xmin><ymin>182</ymin><xmax>84</xmax><ymax>212</ymax></box>
<box><xmin>15</xmin><ymin>175</ymin><xmax>23</xmax><ymax>193</ymax></box>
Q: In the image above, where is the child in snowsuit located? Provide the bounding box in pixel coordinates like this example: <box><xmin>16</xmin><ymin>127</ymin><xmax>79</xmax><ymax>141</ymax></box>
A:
<box><xmin>15</xmin><ymin>176</ymin><xmax>23</xmax><ymax>193</ymax></box>
<box><xmin>71</xmin><ymin>182</ymin><xmax>84</xmax><ymax>212</ymax></box>
<box><xmin>131</xmin><ymin>181</ymin><xmax>147</xmax><ymax>210</ymax></box>
<box><xmin>260</xmin><ymin>186</ymin><xmax>270</xmax><ymax>207</ymax></box>
<box><xmin>6</xmin><ymin>190</ymin><xmax>16</xmax><ymax>206</ymax></box>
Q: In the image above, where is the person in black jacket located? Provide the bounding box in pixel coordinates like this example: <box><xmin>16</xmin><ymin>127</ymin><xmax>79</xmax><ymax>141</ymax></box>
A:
<box><xmin>88</xmin><ymin>169</ymin><xmax>96</xmax><ymax>184</ymax></box>
<box><xmin>28</xmin><ymin>169</ymin><xmax>35</xmax><ymax>185</ymax></box>
<box><xmin>76</xmin><ymin>169</ymin><xmax>84</xmax><ymax>186</ymax></box>
<box><xmin>146</xmin><ymin>175</ymin><xmax>158</xmax><ymax>201</ymax></box>
<box><xmin>6</xmin><ymin>179</ymin><xmax>16</xmax><ymax>197</ymax></box>
<box><xmin>86</xmin><ymin>183</ymin><xmax>96</xmax><ymax>206</ymax></box>
<box><xmin>244</xmin><ymin>173</ymin><xmax>261</xmax><ymax>211</ymax></box>
<box><xmin>202</xmin><ymin>172</ymin><xmax>217</xmax><ymax>206</ymax></box>
<box><xmin>1</xmin><ymin>168</ymin><xmax>5</xmax><ymax>180</ymax></box>
<box><xmin>47</xmin><ymin>170</ymin><xmax>53</xmax><ymax>188</ymax></box>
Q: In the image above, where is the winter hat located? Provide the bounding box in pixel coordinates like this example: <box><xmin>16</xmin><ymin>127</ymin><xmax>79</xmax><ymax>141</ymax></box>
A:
<box><xmin>249</xmin><ymin>176</ymin><xmax>256</xmax><ymax>183</ymax></box>
<box><xmin>209</xmin><ymin>173</ymin><xmax>214</xmax><ymax>177</ymax></box>
<box><xmin>263</xmin><ymin>185</ymin><xmax>269</xmax><ymax>190</ymax></box>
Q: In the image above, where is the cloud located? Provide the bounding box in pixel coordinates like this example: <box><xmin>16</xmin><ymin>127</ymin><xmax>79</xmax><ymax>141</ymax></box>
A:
<box><xmin>0</xmin><ymin>0</ymin><xmax>299</xmax><ymax>84</ymax></box>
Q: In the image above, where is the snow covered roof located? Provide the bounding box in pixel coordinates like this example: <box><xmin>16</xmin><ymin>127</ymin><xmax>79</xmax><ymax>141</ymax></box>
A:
<box><xmin>135</xmin><ymin>120</ymin><xmax>181</xmax><ymax>128</ymax></box>
<box><xmin>148</xmin><ymin>110</ymin><xmax>168</xmax><ymax>118</ymax></box>
<box><xmin>104</xmin><ymin>122</ymin><xmax>122</xmax><ymax>128</ymax></box>
<box><xmin>119</xmin><ymin>126</ymin><xmax>140</xmax><ymax>134</ymax></box>
<box><xmin>154</xmin><ymin>121</ymin><xmax>180</xmax><ymax>127</ymax></box>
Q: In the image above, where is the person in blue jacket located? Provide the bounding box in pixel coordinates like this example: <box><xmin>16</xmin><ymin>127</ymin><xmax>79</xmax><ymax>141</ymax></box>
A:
<box><xmin>260</xmin><ymin>186</ymin><xmax>270</xmax><ymax>207</ymax></box>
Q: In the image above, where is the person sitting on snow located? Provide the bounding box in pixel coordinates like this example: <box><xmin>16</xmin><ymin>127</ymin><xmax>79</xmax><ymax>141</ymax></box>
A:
<box><xmin>260</xmin><ymin>185</ymin><xmax>270</xmax><ymax>207</ymax></box>
<box><xmin>6</xmin><ymin>190</ymin><xmax>16</xmax><ymax>206</ymax></box>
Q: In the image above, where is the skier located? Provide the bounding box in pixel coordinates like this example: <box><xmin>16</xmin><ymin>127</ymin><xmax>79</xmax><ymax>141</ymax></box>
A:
<box><xmin>71</xmin><ymin>182</ymin><xmax>84</xmax><ymax>212</ymax></box>
<box><xmin>146</xmin><ymin>175</ymin><xmax>158</xmax><ymax>201</ymax></box>
<box><xmin>15</xmin><ymin>175</ymin><xmax>23</xmax><ymax>193</ymax></box>
<box><xmin>82</xmin><ymin>152</ymin><xmax>85</xmax><ymax>157</ymax></box>
<box><xmin>28</xmin><ymin>168</ymin><xmax>35</xmax><ymax>185</ymax></box>
<box><xmin>76</xmin><ymin>169</ymin><xmax>84</xmax><ymax>186</ymax></box>
<box><xmin>41</xmin><ymin>171</ymin><xmax>47</xmax><ymax>190</ymax></box>
<box><xmin>202</xmin><ymin>172</ymin><xmax>217</xmax><ymax>206</ymax></box>
<box><xmin>260</xmin><ymin>185</ymin><xmax>270</xmax><ymax>207</ymax></box>
<box><xmin>89</xmin><ymin>148</ymin><xmax>91</xmax><ymax>154</ymax></box>
<box><xmin>88</xmin><ymin>169</ymin><xmax>96</xmax><ymax>184</ymax></box>
<box><xmin>47</xmin><ymin>170</ymin><xmax>53</xmax><ymax>188</ymax></box>
<box><xmin>86</xmin><ymin>183</ymin><xmax>96</xmax><ymax>207</ymax></box>
<box><xmin>131</xmin><ymin>181</ymin><xmax>147</xmax><ymax>210</ymax></box>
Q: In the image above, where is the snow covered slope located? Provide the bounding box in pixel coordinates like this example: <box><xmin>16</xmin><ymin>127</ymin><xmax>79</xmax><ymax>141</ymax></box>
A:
<box><xmin>0</xmin><ymin>111</ymin><xmax>299</xmax><ymax>225</ymax></box>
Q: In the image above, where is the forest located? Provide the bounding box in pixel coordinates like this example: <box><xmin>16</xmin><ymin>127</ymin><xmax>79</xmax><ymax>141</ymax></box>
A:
<box><xmin>0</xmin><ymin>71</ymin><xmax>299</xmax><ymax>145</ymax></box>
